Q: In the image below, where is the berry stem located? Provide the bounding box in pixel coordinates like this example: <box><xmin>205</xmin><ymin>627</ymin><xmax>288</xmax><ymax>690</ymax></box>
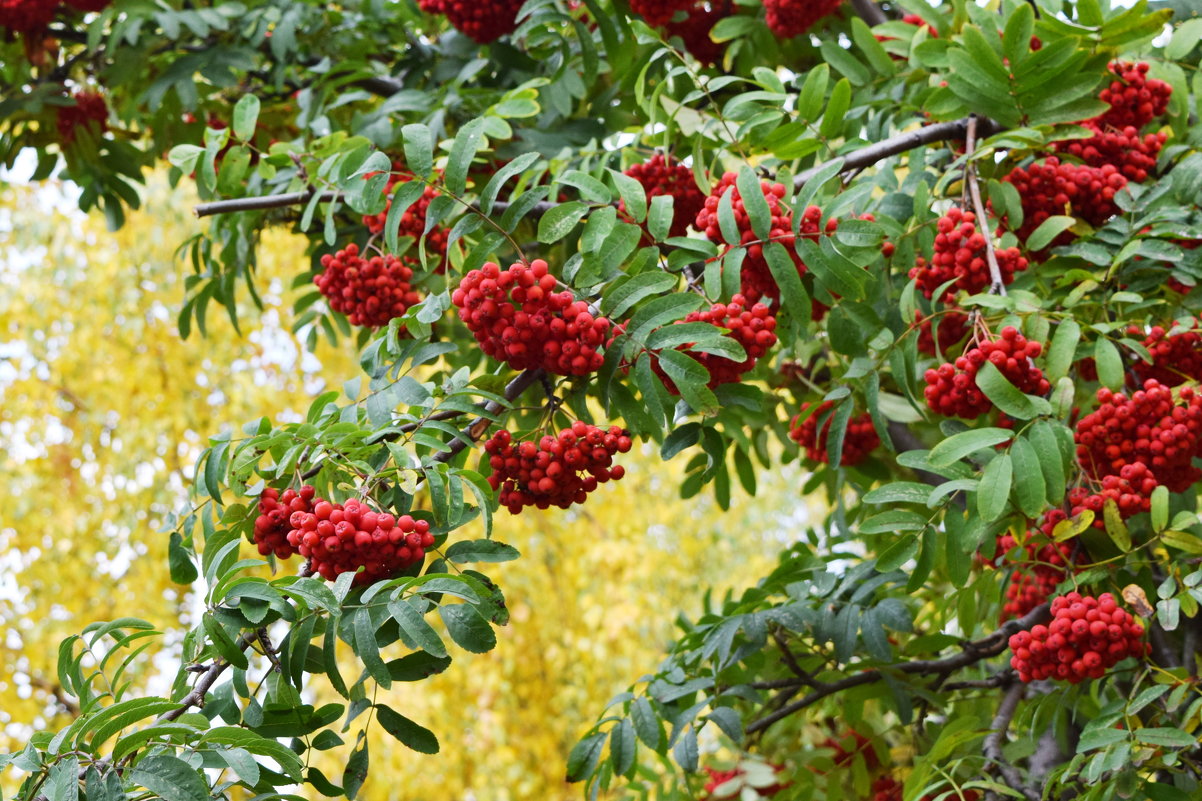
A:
<box><xmin>965</xmin><ymin>115</ymin><xmax>1009</xmax><ymax>296</ymax></box>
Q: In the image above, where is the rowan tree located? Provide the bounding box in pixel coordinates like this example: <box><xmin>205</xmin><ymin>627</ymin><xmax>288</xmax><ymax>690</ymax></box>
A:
<box><xmin>2</xmin><ymin>0</ymin><xmax>1202</xmax><ymax>800</ymax></box>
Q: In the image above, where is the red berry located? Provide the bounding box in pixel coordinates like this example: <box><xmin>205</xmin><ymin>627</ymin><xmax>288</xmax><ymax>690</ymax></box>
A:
<box><xmin>621</xmin><ymin>154</ymin><xmax>707</xmax><ymax>238</ymax></box>
<box><xmin>789</xmin><ymin>401</ymin><xmax>879</xmax><ymax>466</ymax></box>
<box><xmin>483</xmin><ymin>424</ymin><xmax>631</xmax><ymax>513</ymax></box>
<box><xmin>360</xmin><ymin>162</ymin><xmax>448</xmax><ymax>270</ymax></box>
<box><xmin>763</xmin><ymin>0</ymin><xmax>843</xmax><ymax>39</ymax></box>
<box><xmin>910</xmin><ymin>207</ymin><xmax>1028</xmax><ymax>302</ymax></box>
<box><xmin>1009</xmin><ymin>592</ymin><xmax>1147</xmax><ymax>683</ymax></box>
<box><xmin>56</xmin><ymin>91</ymin><xmax>109</xmax><ymax>145</ymax></box>
<box><xmin>418</xmin><ymin>0</ymin><xmax>525</xmax><ymax>42</ymax></box>
<box><xmin>923</xmin><ymin>327</ymin><xmax>1050</xmax><ymax>419</ymax></box>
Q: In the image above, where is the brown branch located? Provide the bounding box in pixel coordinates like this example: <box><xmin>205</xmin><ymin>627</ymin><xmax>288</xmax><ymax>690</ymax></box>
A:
<box><xmin>745</xmin><ymin>602</ymin><xmax>1049</xmax><ymax>735</ymax></box>
<box><xmin>794</xmin><ymin>116</ymin><xmax>1004</xmax><ymax>190</ymax></box>
<box><xmin>848</xmin><ymin>0</ymin><xmax>888</xmax><ymax>26</ymax></box>
<box><xmin>432</xmin><ymin>368</ymin><xmax>545</xmax><ymax>463</ymax></box>
<box><xmin>194</xmin><ymin>189</ymin><xmax>337</xmax><ymax>218</ymax></box>
<box><xmin>153</xmin><ymin>632</ymin><xmax>257</xmax><ymax>725</ymax></box>
<box><xmin>964</xmin><ymin>115</ymin><xmax>1008</xmax><ymax>296</ymax></box>
<box><xmin>982</xmin><ymin>681</ymin><xmax>1038</xmax><ymax>801</ymax></box>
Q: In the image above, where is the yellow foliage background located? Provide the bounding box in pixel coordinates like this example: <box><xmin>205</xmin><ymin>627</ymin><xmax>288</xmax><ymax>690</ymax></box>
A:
<box><xmin>0</xmin><ymin>177</ymin><xmax>809</xmax><ymax>799</ymax></box>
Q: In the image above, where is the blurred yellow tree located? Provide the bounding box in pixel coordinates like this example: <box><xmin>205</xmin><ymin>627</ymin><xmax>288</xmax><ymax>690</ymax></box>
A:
<box><xmin>0</xmin><ymin>176</ymin><xmax>811</xmax><ymax>799</ymax></box>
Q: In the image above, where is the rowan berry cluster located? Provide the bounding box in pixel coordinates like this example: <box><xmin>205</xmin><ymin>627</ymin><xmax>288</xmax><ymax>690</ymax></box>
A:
<box><xmin>665</xmin><ymin>2</ymin><xmax>728</xmax><ymax>65</ymax></box>
<box><xmin>916</xmin><ymin>311</ymin><xmax>970</xmax><ymax>356</ymax></box>
<box><xmin>362</xmin><ymin>165</ymin><xmax>448</xmax><ymax>268</ymax></box>
<box><xmin>763</xmin><ymin>0</ymin><xmax>844</xmax><ymax>39</ymax></box>
<box><xmin>1095</xmin><ymin>61</ymin><xmax>1172</xmax><ymax>131</ymax></box>
<box><xmin>621</xmin><ymin>154</ymin><xmax>707</xmax><ymax>238</ymax></box>
<box><xmin>1001</xmin><ymin>157</ymin><xmax>1127</xmax><ymax>246</ymax></box>
<box><xmin>870</xmin><ymin>777</ymin><xmax>979</xmax><ymax>801</ymax></box>
<box><xmin>910</xmin><ymin>207</ymin><xmax>1028</xmax><ymax>302</ymax></box>
<box><xmin>55</xmin><ymin>91</ymin><xmax>108</xmax><ymax>144</ymax></box>
<box><xmin>652</xmin><ymin>295</ymin><xmax>777</xmax><ymax>391</ymax></box>
<box><xmin>923</xmin><ymin>327</ymin><xmax>1049</xmax><ymax>419</ymax></box>
<box><xmin>1131</xmin><ymin>323</ymin><xmax>1202</xmax><ymax>387</ymax></box>
<box><xmin>483</xmin><ymin>423</ymin><xmax>632</xmax><ymax>513</ymax></box>
<box><xmin>1009</xmin><ymin>592</ymin><xmax>1147</xmax><ymax>683</ymax></box>
<box><xmin>253</xmin><ymin>485</ymin><xmax>315</xmax><ymax>559</ymax></box>
<box><xmin>417</xmin><ymin>0</ymin><xmax>525</xmax><ymax>43</ymax></box>
<box><xmin>315</xmin><ymin>244</ymin><xmax>422</xmax><ymax>328</ymax></box>
<box><xmin>995</xmin><ymin>510</ymin><xmax>1074</xmax><ymax>620</ymax></box>
<box><xmin>701</xmin><ymin>762</ymin><xmax>787</xmax><ymax>800</ymax></box>
<box><xmin>452</xmin><ymin>259</ymin><xmax>613</xmax><ymax>376</ymax></box>
<box><xmin>1</xmin><ymin>0</ymin><xmax>102</xmax><ymax>33</ymax></box>
<box><xmin>287</xmin><ymin>499</ymin><xmax>435</xmax><ymax>584</ymax></box>
<box><xmin>1067</xmin><ymin>462</ymin><xmax>1157</xmax><ymax>527</ymax></box>
<box><xmin>628</xmin><ymin>0</ymin><xmax>692</xmax><ymax>26</ymax></box>
<box><xmin>1074</xmin><ymin>380</ymin><xmax>1202</xmax><ymax>492</ymax></box>
<box><xmin>1054</xmin><ymin>126</ymin><xmax>1165</xmax><ymax>184</ymax></box>
<box><xmin>789</xmin><ymin>401</ymin><xmax>880</xmax><ymax>466</ymax></box>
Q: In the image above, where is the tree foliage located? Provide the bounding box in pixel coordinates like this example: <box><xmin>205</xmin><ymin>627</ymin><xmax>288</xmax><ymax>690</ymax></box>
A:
<box><xmin>3</xmin><ymin>0</ymin><xmax>1202</xmax><ymax>800</ymax></box>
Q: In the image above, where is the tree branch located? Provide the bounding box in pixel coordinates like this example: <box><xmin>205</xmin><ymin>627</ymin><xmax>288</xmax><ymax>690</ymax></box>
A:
<box><xmin>848</xmin><ymin>0</ymin><xmax>888</xmax><ymax>27</ymax></box>
<box><xmin>432</xmin><ymin>368</ymin><xmax>545</xmax><ymax>463</ymax></box>
<box><xmin>194</xmin><ymin>189</ymin><xmax>338</xmax><ymax>218</ymax></box>
<box><xmin>153</xmin><ymin>631</ymin><xmax>258</xmax><ymax>725</ymax></box>
<box><xmin>963</xmin><ymin>115</ymin><xmax>1008</xmax><ymax>296</ymax></box>
<box><xmin>794</xmin><ymin>116</ymin><xmax>1003</xmax><ymax>190</ymax></box>
<box><xmin>746</xmin><ymin>602</ymin><xmax>1049</xmax><ymax>735</ymax></box>
<box><xmin>983</xmin><ymin>681</ymin><xmax>1038</xmax><ymax>801</ymax></box>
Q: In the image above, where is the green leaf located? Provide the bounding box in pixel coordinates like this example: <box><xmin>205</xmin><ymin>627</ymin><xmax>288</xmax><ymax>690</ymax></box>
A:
<box><xmin>647</xmin><ymin>194</ymin><xmax>674</xmax><ymax>242</ymax></box>
<box><xmin>1162</xmin><ymin>529</ymin><xmax>1202</xmax><ymax>555</ymax></box>
<box><xmin>657</xmin><ymin>349</ymin><xmax>718</xmax><ymax>413</ymax></box>
<box><xmin>401</xmin><ymin>124</ymin><xmax>434</xmax><ymax>179</ymax></box>
<box><xmin>610</xmin><ymin>169</ymin><xmax>647</xmax><ymax>223</ymax></box>
<box><xmin>387</xmin><ymin>652</ymin><xmax>453</xmax><ymax>682</ymax></box>
<box><xmin>445</xmin><ymin>117</ymin><xmax>487</xmax><ymax>196</ymax></box>
<box><xmin>1166</xmin><ymin>18</ymin><xmax>1202</xmax><ymax>59</ymax></box>
<box><xmin>1134</xmin><ymin>728</ymin><xmax>1198</xmax><ymax>748</ymax></box>
<box><xmin>388</xmin><ymin>599</ymin><xmax>447</xmax><ymax>658</ymax></box>
<box><xmin>928</xmin><ymin>427</ymin><xmax>1014</xmax><ymax>467</ymax></box>
<box><xmin>566</xmin><ymin>732</ymin><xmax>607</xmax><ymax>782</ymax></box>
<box><xmin>232</xmin><ymin>94</ymin><xmax>260</xmax><ymax>142</ymax></box>
<box><xmin>342</xmin><ymin>738</ymin><xmax>369</xmax><ymax>800</ymax></box>
<box><xmin>1152</xmin><ymin>485</ymin><xmax>1169</xmax><ymax>532</ymax></box>
<box><xmin>1009</xmin><ymin>437</ymin><xmax>1046</xmax><ymax>518</ymax></box>
<box><xmin>1046</xmin><ymin>319</ymin><xmax>1080</xmax><ymax>382</ymax></box>
<box><xmin>626</xmin><ymin>293</ymin><xmax>705</xmax><ymax>345</ymax></box>
<box><xmin>763</xmin><ymin>241</ymin><xmax>810</xmax><ymax>323</ymax></box>
<box><xmin>977</xmin><ymin>454</ymin><xmax>1013</xmax><ymax>522</ymax></box>
<box><xmin>1104</xmin><ymin>499</ymin><xmax>1131</xmax><ymax>552</ymax></box>
<box><xmin>1077</xmin><ymin>727</ymin><xmax>1128</xmax><ymax>752</ymax></box>
<box><xmin>537</xmin><ymin>201</ymin><xmax>590</xmax><ymax>244</ymax></box>
<box><xmin>1094</xmin><ymin>337</ymin><xmax>1124</xmax><ymax>389</ymax></box>
<box><xmin>168</xmin><ymin>532</ymin><xmax>198</xmax><ymax>585</ymax></box>
<box><xmin>1027</xmin><ymin>215</ymin><xmax>1076</xmax><ymax>251</ymax></box>
<box><xmin>672</xmin><ymin>726</ymin><xmax>699</xmax><ymax>772</ymax></box>
<box><xmin>609</xmin><ymin>719</ymin><xmax>636</xmax><ymax>776</ymax></box>
<box><xmin>444</xmin><ymin>540</ymin><xmax>520</xmax><ymax>563</ymax></box>
<box><xmin>354</xmin><ymin>609</ymin><xmax>391</xmax><ymax>690</ymax></box>
<box><xmin>975</xmin><ymin>361</ymin><xmax>1050</xmax><ymax>420</ymax></box>
<box><xmin>202</xmin><ymin>613</ymin><xmax>248</xmax><ymax>670</ymax></box>
<box><xmin>735</xmin><ymin>166</ymin><xmax>771</xmax><ymax>241</ymax></box>
<box><xmin>375</xmin><ymin>705</ymin><xmax>440</xmax><ymax>754</ymax></box>
<box><xmin>439</xmin><ymin>604</ymin><xmax>497</xmax><ymax>653</ymax></box>
<box><xmin>819</xmin><ymin>78</ymin><xmax>852</xmax><ymax>139</ymax></box>
<box><xmin>128</xmin><ymin>755</ymin><xmax>208</xmax><ymax>801</ymax></box>
<box><xmin>631</xmin><ymin>697</ymin><xmax>661</xmax><ymax>750</ymax></box>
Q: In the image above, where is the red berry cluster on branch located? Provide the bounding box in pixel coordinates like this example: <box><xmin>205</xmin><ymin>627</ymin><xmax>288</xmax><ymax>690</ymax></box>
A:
<box><xmin>763</xmin><ymin>0</ymin><xmax>843</xmax><ymax>39</ymax></box>
<box><xmin>1009</xmin><ymin>592</ymin><xmax>1147</xmax><ymax>683</ymax></box>
<box><xmin>628</xmin><ymin>0</ymin><xmax>692</xmax><ymax>26</ymax></box>
<box><xmin>417</xmin><ymin>0</ymin><xmax>525</xmax><ymax>43</ymax></box>
<box><xmin>994</xmin><ymin>510</ymin><xmax>1074</xmax><ymax>620</ymax></box>
<box><xmin>923</xmin><ymin>327</ymin><xmax>1049</xmax><ymax>419</ymax></box>
<box><xmin>621</xmin><ymin>154</ymin><xmax>707</xmax><ymax>238</ymax></box>
<box><xmin>1</xmin><ymin>0</ymin><xmax>59</xmax><ymax>32</ymax></box>
<box><xmin>1130</xmin><ymin>323</ymin><xmax>1202</xmax><ymax>387</ymax></box>
<box><xmin>1074</xmin><ymin>380</ymin><xmax>1202</xmax><ymax>492</ymax></box>
<box><xmin>287</xmin><ymin>499</ymin><xmax>435</xmax><ymax>584</ymax></box>
<box><xmin>1066</xmin><ymin>461</ymin><xmax>1158</xmax><ymax>528</ymax></box>
<box><xmin>651</xmin><ymin>295</ymin><xmax>777</xmax><ymax>391</ymax></box>
<box><xmin>1095</xmin><ymin>61</ymin><xmax>1172</xmax><ymax>131</ymax></box>
<box><xmin>483</xmin><ymin>423</ymin><xmax>632</xmax><ymax>513</ymax></box>
<box><xmin>665</xmin><ymin>2</ymin><xmax>728</xmax><ymax>65</ymax></box>
<box><xmin>254</xmin><ymin>485</ymin><xmax>316</xmax><ymax>559</ymax></box>
<box><xmin>362</xmin><ymin>164</ymin><xmax>448</xmax><ymax>268</ymax></box>
<box><xmin>789</xmin><ymin>401</ymin><xmax>880</xmax><ymax>466</ymax></box>
<box><xmin>916</xmin><ymin>310</ymin><xmax>971</xmax><ymax>357</ymax></box>
<box><xmin>55</xmin><ymin>91</ymin><xmax>108</xmax><ymax>145</ymax></box>
<box><xmin>1053</xmin><ymin>126</ymin><xmax>1165</xmax><ymax>184</ymax></box>
<box><xmin>315</xmin><ymin>244</ymin><xmax>423</xmax><ymax>328</ymax></box>
<box><xmin>701</xmin><ymin>763</ymin><xmax>787</xmax><ymax>800</ymax></box>
<box><xmin>1001</xmin><ymin>158</ymin><xmax>1127</xmax><ymax>247</ymax></box>
<box><xmin>910</xmin><ymin>207</ymin><xmax>1028</xmax><ymax>302</ymax></box>
<box><xmin>452</xmin><ymin>259</ymin><xmax>613</xmax><ymax>376</ymax></box>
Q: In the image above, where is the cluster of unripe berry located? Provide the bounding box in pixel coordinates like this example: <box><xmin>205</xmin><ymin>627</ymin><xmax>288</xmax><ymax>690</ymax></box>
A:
<box><xmin>651</xmin><ymin>295</ymin><xmax>777</xmax><ymax>391</ymax></box>
<box><xmin>621</xmin><ymin>154</ymin><xmax>707</xmax><ymax>239</ymax></box>
<box><xmin>763</xmin><ymin>0</ymin><xmax>844</xmax><ymax>39</ymax></box>
<box><xmin>1074</xmin><ymin>380</ymin><xmax>1202</xmax><ymax>492</ymax></box>
<box><xmin>452</xmin><ymin>259</ymin><xmax>613</xmax><ymax>376</ymax></box>
<box><xmin>789</xmin><ymin>401</ymin><xmax>879</xmax><ymax>466</ymax></box>
<box><xmin>1</xmin><ymin>0</ymin><xmax>107</xmax><ymax>33</ymax></box>
<box><xmin>362</xmin><ymin>164</ymin><xmax>448</xmax><ymax>268</ymax></box>
<box><xmin>910</xmin><ymin>207</ymin><xmax>1028</xmax><ymax>302</ymax></box>
<box><xmin>416</xmin><ymin>0</ymin><xmax>524</xmax><ymax>43</ymax></box>
<box><xmin>1009</xmin><ymin>592</ymin><xmax>1147</xmax><ymax>683</ymax></box>
<box><xmin>483</xmin><ymin>423</ymin><xmax>631</xmax><ymax>513</ymax></box>
<box><xmin>315</xmin><ymin>244</ymin><xmax>422</xmax><ymax>328</ymax></box>
<box><xmin>1131</xmin><ymin>323</ymin><xmax>1202</xmax><ymax>387</ymax></box>
<box><xmin>254</xmin><ymin>486</ymin><xmax>434</xmax><ymax>584</ymax></box>
<box><xmin>55</xmin><ymin>90</ymin><xmax>108</xmax><ymax>145</ymax></box>
<box><xmin>923</xmin><ymin>327</ymin><xmax>1049</xmax><ymax>419</ymax></box>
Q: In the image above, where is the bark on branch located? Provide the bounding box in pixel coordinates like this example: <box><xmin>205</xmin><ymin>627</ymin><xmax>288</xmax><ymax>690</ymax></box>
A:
<box><xmin>746</xmin><ymin>602</ymin><xmax>1049</xmax><ymax>735</ymax></box>
<box><xmin>983</xmin><ymin>682</ymin><xmax>1039</xmax><ymax>801</ymax></box>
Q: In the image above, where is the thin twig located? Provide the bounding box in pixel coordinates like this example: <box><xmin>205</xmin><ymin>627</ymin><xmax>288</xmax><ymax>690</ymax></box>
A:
<box><xmin>432</xmin><ymin>368</ymin><xmax>545</xmax><ymax>463</ymax></box>
<box><xmin>745</xmin><ymin>602</ymin><xmax>1050</xmax><ymax>735</ymax></box>
<box><xmin>848</xmin><ymin>0</ymin><xmax>888</xmax><ymax>26</ymax></box>
<box><xmin>983</xmin><ymin>682</ymin><xmax>1038</xmax><ymax>801</ymax></box>
<box><xmin>963</xmin><ymin>115</ymin><xmax>1008</xmax><ymax>296</ymax></box>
